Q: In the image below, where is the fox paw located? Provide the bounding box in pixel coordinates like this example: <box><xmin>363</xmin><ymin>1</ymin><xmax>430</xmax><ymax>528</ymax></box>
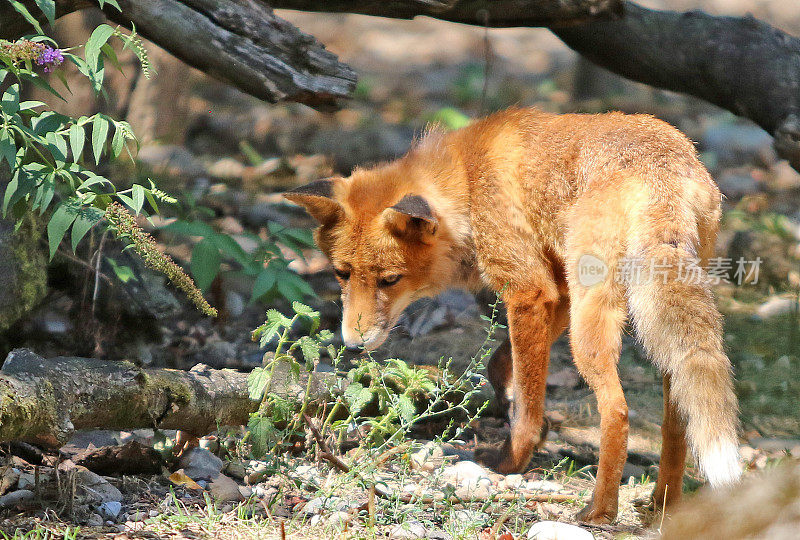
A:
<box><xmin>576</xmin><ymin>502</ymin><xmax>617</xmax><ymax>525</ymax></box>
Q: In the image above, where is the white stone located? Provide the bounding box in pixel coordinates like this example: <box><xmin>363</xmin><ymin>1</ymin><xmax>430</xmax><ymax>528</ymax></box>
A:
<box><xmin>411</xmin><ymin>441</ymin><xmax>444</xmax><ymax>471</ymax></box>
<box><xmin>389</xmin><ymin>520</ymin><xmax>427</xmax><ymax>539</ymax></box>
<box><xmin>527</xmin><ymin>521</ymin><xmax>594</xmax><ymax>540</ymax></box>
<box><xmin>525</xmin><ymin>480</ymin><xmax>564</xmax><ymax>493</ymax></box>
<box><xmin>441</xmin><ymin>461</ymin><xmax>491</xmax><ymax>490</ymax></box>
<box><xmin>503</xmin><ymin>474</ymin><xmax>525</xmax><ymax>489</ymax></box>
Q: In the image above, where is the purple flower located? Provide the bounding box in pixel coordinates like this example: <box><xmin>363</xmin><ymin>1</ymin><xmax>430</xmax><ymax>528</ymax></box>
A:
<box><xmin>35</xmin><ymin>46</ymin><xmax>64</xmax><ymax>72</ymax></box>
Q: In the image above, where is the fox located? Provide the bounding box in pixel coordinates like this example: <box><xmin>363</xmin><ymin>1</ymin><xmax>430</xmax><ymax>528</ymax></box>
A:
<box><xmin>284</xmin><ymin>107</ymin><xmax>741</xmax><ymax>524</ymax></box>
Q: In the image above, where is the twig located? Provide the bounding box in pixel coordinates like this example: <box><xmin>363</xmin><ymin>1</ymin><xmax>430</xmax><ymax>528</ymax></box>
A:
<box><xmin>92</xmin><ymin>230</ymin><xmax>109</xmax><ymax>316</ymax></box>
<box><xmin>302</xmin><ymin>413</ymin><xmax>351</xmax><ymax>473</ymax></box>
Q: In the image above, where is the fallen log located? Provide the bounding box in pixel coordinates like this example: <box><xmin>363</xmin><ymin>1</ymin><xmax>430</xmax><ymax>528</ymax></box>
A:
<box><xmin>0</xmin><ymin>348</ymin><xmax>335</xmax><ymax>447</ymax></box>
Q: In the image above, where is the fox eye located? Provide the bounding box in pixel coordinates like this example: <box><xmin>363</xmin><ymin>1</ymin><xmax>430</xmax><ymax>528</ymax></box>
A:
<box><xmin>378</xmin><ymin>274</ymin><xmax>402</xmax><ymax>287</ymax></box>
<box><xmin>334</xmin><ymin>268</ymin><xmax>350</xmax><ymax>280</ymax></box>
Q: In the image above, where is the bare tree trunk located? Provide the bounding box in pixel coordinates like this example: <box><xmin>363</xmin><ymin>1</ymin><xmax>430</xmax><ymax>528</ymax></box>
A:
<box><xmin>0</xmin><ymin>349</ymin><xmax>335</xmax><ymax>447</ymax></box>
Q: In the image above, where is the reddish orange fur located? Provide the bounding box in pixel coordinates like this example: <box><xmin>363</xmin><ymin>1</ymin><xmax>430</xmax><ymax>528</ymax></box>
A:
<box><xmin>285</xmin><ymin>107</ymin><xmax>740</xmax><ymax>524</ymax></box>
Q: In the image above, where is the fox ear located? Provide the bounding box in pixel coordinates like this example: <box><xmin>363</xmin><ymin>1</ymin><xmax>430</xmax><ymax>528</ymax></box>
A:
<box><xmin>384</xmin><ymin>194</ymin><xmax>438</xmax><ymax>242</ymax></box>
<box><xmin>284</xmin><ymin>179</ymin><xmax>343</xmax><ymax>225</ymax></box>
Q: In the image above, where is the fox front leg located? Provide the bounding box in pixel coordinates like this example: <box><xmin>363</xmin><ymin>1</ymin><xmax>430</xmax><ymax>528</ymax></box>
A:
<box><xmin>483</xmin><ymin>289</ymin><xmax>564</xmax><ymax>473</ymax></box>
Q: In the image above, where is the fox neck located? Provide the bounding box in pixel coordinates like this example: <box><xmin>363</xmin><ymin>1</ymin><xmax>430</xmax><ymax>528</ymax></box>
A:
<box><xmin>409</xmin><ymin>138</ymin><xmax>481</xmax><ymax>293</ymax></box>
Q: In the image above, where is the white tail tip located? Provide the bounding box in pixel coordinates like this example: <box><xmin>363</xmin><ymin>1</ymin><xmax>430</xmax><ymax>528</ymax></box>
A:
<box><xmin>699</xmin><ymin>441</ymin><xmax>742</xmax><ymax>487</ymax></box>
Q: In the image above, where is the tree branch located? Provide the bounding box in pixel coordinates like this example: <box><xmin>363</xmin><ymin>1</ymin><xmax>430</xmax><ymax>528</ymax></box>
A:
<box><xmin>0</xmin><ymin>0</ymin><xmax>358</xmax><ymax>110</ymax></box>
<box><xmin>267</xmin><ymin>0</ymin><xmax>622</xmax><ymax>27</ymax></box>
<box><xmin>551</xmin><ymin>1</ymin><xmax>800</xmax><ymax>170</ymax></box>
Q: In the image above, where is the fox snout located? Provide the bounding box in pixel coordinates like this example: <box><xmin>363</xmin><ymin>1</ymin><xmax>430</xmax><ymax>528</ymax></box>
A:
<box><xmin>341</xmin><ymin>325</ymin><xmax>387</xmax><ymax>351</ymax></box>
<box><xmin>340</xmin><ymin>299</ymin><xmax>391</xmax><ymax>351</ymax></box>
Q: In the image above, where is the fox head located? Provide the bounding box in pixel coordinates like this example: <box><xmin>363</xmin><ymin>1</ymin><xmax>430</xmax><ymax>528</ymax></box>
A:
<box><xmin>284</xmin><ymin>163</ymin><xmax>470</xmax><ymax>350</ymax></box>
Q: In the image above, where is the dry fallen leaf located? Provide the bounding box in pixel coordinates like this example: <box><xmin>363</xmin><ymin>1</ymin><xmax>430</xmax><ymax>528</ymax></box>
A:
<box><xmin>169</xmin><ymin>469</ymin><xmax>203</xmax><ymax>490</ymax></box>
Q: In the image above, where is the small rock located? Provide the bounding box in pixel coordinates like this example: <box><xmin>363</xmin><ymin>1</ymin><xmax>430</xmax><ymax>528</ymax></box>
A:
<box><xmin>302</xmin><ymin>496</ymin><xmax>347</xmax><ymax>515</ymax></box>
<box><xmin>238</xmin><ymin>486</ymin><xmax>252</xmax><ymax>499</ymax></box>
<box><xmin>525</xmin><ymin>480</ymin><xmax>564</xmax><ymax>493</ymax></box>
<box><xmin>755</xmin><ymin>296</ymin><xmax>796</xmax><ymax>320</ymax></box>
<box><xmin>99</xmin><ymin>501</ymin><xmax>122</xmax><ymax>519</ymax></box>
<box><xmin>622</xmin><ymin>463</ymin><xmax>646</xmax><ymax>482</ymax></box>
<box><xmin>224</xmin><ymin>461</ymin><xmax>246</xmax><ymax>480</ymax></box>
<box><xmin>0</xmin><ymin>490</ymin><xmax>34</xmax><ymax>508</ymax></box>
<box><xmin>75</xmin><ymin>467</ymin><xmax>123</xmax><ymax>503</ymax></box>
<box><xmin>327</xmin><ymin>510</ymin><xmax>350</xmax><ymax>528</ymax></box>
<box><xmin>546</xmin><ymin>368</ymin><xmax>580</xmax><ymax>389</ymax></box>
<box><xmin>0</xmin><ymin>469</ymin><xmax>19</xmax><ymax>496</ymax></box>
<box><xmin>441</xmin><ymin>461</ymin><xmax>491</xmax><ymax>490</ymax></box>
<box><xmin>149</xmin><ymin>509</ymin><xmax>159</xmax><ymax>518</ymax></box>
<box><xmin>225</xmin><ymin>291</ymin><xmax>245</xmax><ymax>318</ymax></box>
<box><xmin>527</xmin><ymin>521</ymin><xmax>594</xmax><ymax>539</ymax></box>
<box><xmin>16</xmin><ymin>472</ymin><xmax>36</xmax><ymax>491</ymax></box>
<box><xmin>208</xmin><ymin>157</ymin><xmax>246</xmax><ymax>179</ymax></box>
<box><xmin>389</xmin><ymin>520</ymin><xmax>428</xmax><ymax>539</ymax></box>
<box><xmin>86</xmin><ymin>513</ymin><xmax>104</xmax><ymax>527</ymax></box>
<box><xmin>209</xmin><ymin>474</ymin><xmax>244</xmax><ymax>502</ymax></box>
<box><xmin>411</xmin><ymin>441</ymin><xmax>445</xmax><ymax>471</ymax></box>
<box><xmin>455</xmin><ymin>484</ymin><xmax>492</xmax><ymax>500</ymax></box>
<box><xmin>179</xmin><ymin>447</ymin><xmax>224</xmax><ymax>481</ymax></box>
<box><xmin>503</xmin><ymin>474</ymin><xmax>524</xmax><ymax>490</ymax></box>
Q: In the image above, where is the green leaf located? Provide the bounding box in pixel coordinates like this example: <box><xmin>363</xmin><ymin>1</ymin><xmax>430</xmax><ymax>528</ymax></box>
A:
<box><xmin>47</xmin><ymin>202</ymin><xmax>79</xmax><ymax>260</ymax></box>
<box><xmin>111</xmin><ymin>123</ymin><xmax>125</xmax><ymax>157</ymax></box>
<box><xmin>37</xmin><ymin>175</ymin><xmax>55</xmax><ymax>215</ymax></box>
<box><xmin>1</xmin><ymin>84</ymin><xmax>20</xmax><ymax>115</ymax></box>
<box><xmin>69</xmin><ymin>123</ymin><xmax>85</xmax><ymax>163</ymax></box>
<box><xmin>252</xmin><ymin>266</ymin><xmax>277</xmax><ymax>301</ymax></box>
<box><xmin>71</xmin><ymin>208</ymin><xmax>103</xmax><ymax>251</ymax></box>
<box><xmin>344</xmin><ymin>383</ymin><xmax>373</xmax><ymax>416</ymax></box>
<box><xmin>100</xmin><ymin>42</ymin><xmax>123</xmax><ymax>74</ymax></box>
<box><xmin>105</xmin><ymin>256</ymin><xmax>136</xmax><ymax>283</ymax></box>
<box><xmin>297</xmin><ymin>336</ymin><xmax>320</xmax><ymax>364</ymax></box>
<box><xmin>44</xmin><ymin>132</ymin><xmax>68</xmax><ymax>163</ymax></box>
<box><xmin>292</xmin><ymin>301</ymin><xmax>317</xmax><ymax>317</ymax></box>
<box><xmin>131</xmin><ymin>184</ymin><xmax>145</xmax><ymax>215</ymax></box>
<box><xmin>0</xmin><ymin>130</ymin><xmax>16</xmax><ymax>167</ymax></box>
<box><xmin>247</xmin><ymin>367</ymin><xmax>270</xmax><ymax>401</ymax></box>
<box><xmin>7</xmin><ymin>1</ymin><xmax>43</xmax><ymax>34</ymax></box>
<box><xmin>162</xmin><ymin>220</ymin><xmax>215</xmax><ymax>238</ymax></box>
<box><xmin>190</xmin><ymin>239</ymin><xmax>221</xmax><ymax>292</ymax></box>
<box><xmin>18</xmin><ymin>100</ymin><xmax>46</xmax><ymax>111</ymax></box>
<box><xmin>86</xmin><ymin>24</ymin><xmax>116</xmax><ymax>73</ymax></box>
<box><xmin>33</xmin><ymin>0</ymin><xmax>55</xmax><ymax>23</ymax></box>
<box><xmin>396</xmin><ymin>394</ymin><xmax>416</xmax><ymax>424</ymax></box>
<box><xmin>91</xmin><ymin>115</ymin><xmax>109</xmax><ymax>165</ymax></box>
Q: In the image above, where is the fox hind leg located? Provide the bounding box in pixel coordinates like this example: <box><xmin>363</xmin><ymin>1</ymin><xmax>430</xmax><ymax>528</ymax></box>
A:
<box><xmin>569</xmin><ymin>281</ymin><xmax>628</xmax><ymax>524</ymax></box>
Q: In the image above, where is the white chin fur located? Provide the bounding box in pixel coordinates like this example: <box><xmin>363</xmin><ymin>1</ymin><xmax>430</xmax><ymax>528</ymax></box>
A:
<box><xmin>700</xmin><ymin>441</ymin><xmax>742</xmax><ymax>487</ymax></box>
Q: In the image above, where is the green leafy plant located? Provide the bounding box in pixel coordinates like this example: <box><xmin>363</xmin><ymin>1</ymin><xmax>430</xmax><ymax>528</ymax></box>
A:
<box><xmin>244</xmin><ymin>294</ymin><xmax>501</xmax><ymax>481</ymax></box>
<box><xmin>1</xmin><ymin>1</ymin><xmax>211</xmax><ymax>315</ymax></box>
<box><xmin>162</xmin><ymin>214</ymin><xmax>316</xmax><ymax>303</ymax></box>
